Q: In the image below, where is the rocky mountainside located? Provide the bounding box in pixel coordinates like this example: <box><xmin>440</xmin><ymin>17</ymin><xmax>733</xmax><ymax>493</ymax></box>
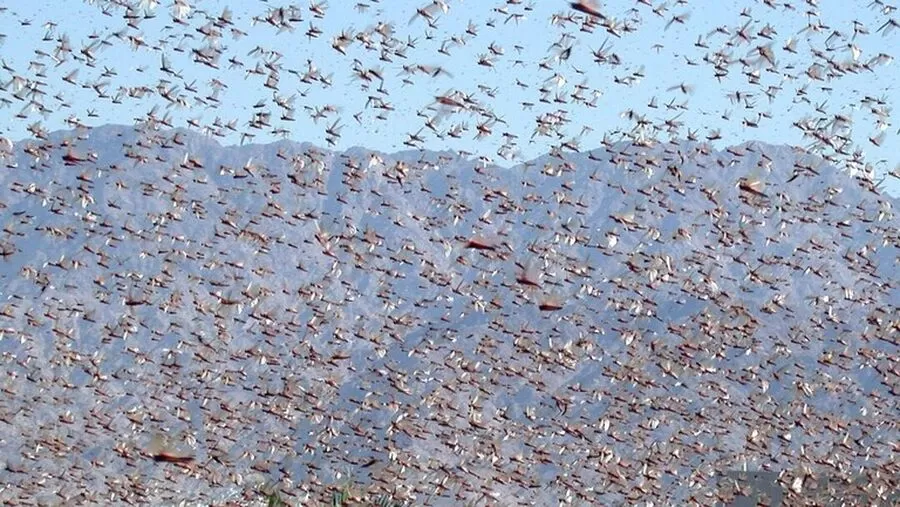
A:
<box><xmin>0</xmin><ymin>124</ymin><xmax>897</xmax><ymax>505</ymax></box>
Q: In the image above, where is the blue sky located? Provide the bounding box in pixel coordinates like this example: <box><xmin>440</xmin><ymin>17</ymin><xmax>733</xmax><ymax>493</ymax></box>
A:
<box><xmin>1</xmin><ymin>0</ymin><xmax>898</xmax><ymax>194</ymax></box>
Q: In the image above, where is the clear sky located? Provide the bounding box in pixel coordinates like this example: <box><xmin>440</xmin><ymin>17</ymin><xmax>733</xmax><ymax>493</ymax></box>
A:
<box><xmin>1</xmin><ymin>0</ymin><xmax>898</xmax><ymax>195</ymax></box>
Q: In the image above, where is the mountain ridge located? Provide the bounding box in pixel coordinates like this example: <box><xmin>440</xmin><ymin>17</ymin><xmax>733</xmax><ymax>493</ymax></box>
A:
<box><xmin>5</xmin><ymin>122</ymin><xmax>879</xmax><ymax>175</ymax></box>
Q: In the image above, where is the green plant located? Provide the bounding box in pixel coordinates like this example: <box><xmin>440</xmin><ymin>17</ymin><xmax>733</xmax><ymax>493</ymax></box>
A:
<box><xmin>332</xmin><ymin>487</ymin><xmax>351</xmax><ymax>507</ymax></box>
<box><xmin>266</xmin><ymin>491</ymin><xmax>286</xmax><ymax>507</ymax></box>
<box><xmin>374</xmin><ymin>494</ymin><xmax>406</xmax><ymax>507</ymax></box>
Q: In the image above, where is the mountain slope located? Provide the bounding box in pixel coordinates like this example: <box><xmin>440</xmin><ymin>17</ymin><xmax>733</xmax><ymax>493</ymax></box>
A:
<box><xmin>0</xmin><ymin>124</ymin><xmax>897</xmax><ymax>505</ymax></box>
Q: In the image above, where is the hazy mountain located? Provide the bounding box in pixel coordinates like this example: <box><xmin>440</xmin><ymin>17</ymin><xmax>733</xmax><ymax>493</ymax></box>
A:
<box><xmin>0</xmin><ymin>124</ymin><xmax>897</xmax><ymax>505</ymax></box>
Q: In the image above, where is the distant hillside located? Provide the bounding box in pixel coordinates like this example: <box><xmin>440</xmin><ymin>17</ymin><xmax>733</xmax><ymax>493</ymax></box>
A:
<box><xmin>0</xmin><ymin>124</ymin><xmax>897</xmax><ymax>505</ymax></box>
